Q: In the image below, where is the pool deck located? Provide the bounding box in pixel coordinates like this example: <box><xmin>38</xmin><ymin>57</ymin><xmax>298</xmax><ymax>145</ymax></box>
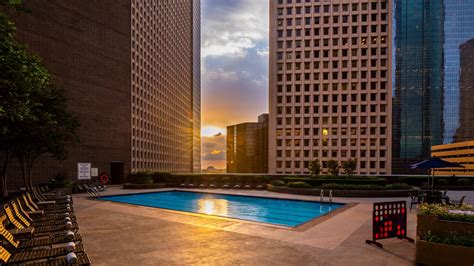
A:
<box><xmin>75</xmin><ymin>186</ymin><xmax>417</xmax><ymax>265</ymax></box>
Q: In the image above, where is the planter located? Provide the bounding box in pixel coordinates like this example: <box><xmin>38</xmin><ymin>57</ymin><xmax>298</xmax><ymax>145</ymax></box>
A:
<box><xmin>266</xmin><ymin>184</ymin><xmax>412</xmax><ymax>197</ymax></box>
<box><xmin>417</xmin><ymin>214</ymin><xmax>474</xmax><ymax>236</ymax></box>
<box><xmin>416</xmin><ymin>240</ymin><xmax>474</xmax><ymax>266</ymax></box>
<box><xmin>123</xmin><ymin>183</ymin><xmax>167</xmax><ymax>189</ymax></box>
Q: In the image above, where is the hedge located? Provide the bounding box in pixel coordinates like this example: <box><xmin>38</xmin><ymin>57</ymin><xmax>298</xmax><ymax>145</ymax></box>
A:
<box><xmin>282</xmin><ymin>177</ymin><xmax>387</xmax><ymax>187</ymax></box>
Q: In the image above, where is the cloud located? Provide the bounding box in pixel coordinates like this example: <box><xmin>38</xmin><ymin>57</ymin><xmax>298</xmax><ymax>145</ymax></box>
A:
<box><xmin>202</xmin><ymin>0</ymin><xmax>268</xmax><ymax>58</ymax></box>
<box><xmin>201</xmin><ymin>133</ymin><xmax>226</xmax><ymax>162</ymax></box>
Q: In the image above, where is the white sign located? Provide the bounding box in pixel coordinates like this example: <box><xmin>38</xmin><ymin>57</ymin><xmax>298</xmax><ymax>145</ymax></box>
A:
<box><xmin>77</xmin><ymin>163</ymin><xmax>91</xmax><ymax>180</ymax></box>
<box><xmin>91</xmin><ymin>168</ymin><xmax>98</xmax><ymax>177</ymax></box>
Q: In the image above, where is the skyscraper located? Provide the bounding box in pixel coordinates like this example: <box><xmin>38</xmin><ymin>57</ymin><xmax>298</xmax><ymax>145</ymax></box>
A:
<box><xmin>454</xmin><ymin>38</ymin><xmax>474</xmax><ymax>142</ymax></box>
<box><xmin>269</xmin><ymin>0</ymin><xmax>392</xmax><ymax>175</ymax></box>
<box><xmin>7</xmin><ymin>0</ymin><xmax>200</xmax><ymax>186</ymax></box>
<box><xmin>226</xmin><ymin>114</ymin><xmax>268</xmax><ymax>173</ymax></box>
<box><xmin>393</xmin><ymin>0</ymin><xmax>474</xmax><ymax>173</ymax></box>
<box><xmin>392</xmin><ymin>0</ymin><xmax>444</xmax><ymax>173</ymax></box>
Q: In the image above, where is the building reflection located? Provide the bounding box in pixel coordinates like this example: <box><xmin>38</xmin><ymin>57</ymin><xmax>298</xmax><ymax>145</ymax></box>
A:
<box><xmin>197</xmin><ymin>198</ymin><xmax>229</xmax><ymax>216</ymax></box>
<box><xmin>393</xmin><ymin>1</ymin><xmax>474</xmax><ymax>174</ymax></box>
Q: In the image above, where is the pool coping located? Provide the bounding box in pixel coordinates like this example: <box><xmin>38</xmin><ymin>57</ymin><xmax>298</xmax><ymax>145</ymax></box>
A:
<box><xmin>96</xmin><ymin>189</ymin><xmax>356</xmax><ymax>231</ymax></box>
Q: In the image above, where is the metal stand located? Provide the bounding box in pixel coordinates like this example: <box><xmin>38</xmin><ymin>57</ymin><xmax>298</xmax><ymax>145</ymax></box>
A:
<box><xmin>365</xmin><ymin>239</ymin><xmax>383</xmax><ymax>248</ymax></box>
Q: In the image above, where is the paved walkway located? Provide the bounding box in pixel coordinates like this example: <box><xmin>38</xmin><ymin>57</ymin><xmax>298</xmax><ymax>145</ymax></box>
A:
<box><xmin>75</xmin><ymin>187</ymin><xmax>417</xmax><ymax>265</ymax></box>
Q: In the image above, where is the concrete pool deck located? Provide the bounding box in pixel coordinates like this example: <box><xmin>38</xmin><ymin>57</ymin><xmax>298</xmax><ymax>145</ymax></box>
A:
<box><xmin>74</xmin><ymin>186</ymin><xmax>417</xmax><ymax>265</ymax></box>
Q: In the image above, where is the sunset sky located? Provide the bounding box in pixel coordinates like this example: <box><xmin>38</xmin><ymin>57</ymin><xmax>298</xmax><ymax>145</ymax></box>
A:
<box><xmin>201</xmin><ymin>0</ymin><xmax>269</xmax><ymax>169</ymax></box>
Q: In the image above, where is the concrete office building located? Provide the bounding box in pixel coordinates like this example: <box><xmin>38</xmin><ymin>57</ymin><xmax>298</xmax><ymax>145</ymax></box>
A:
<box><xmin>431</xmin><ymin>140</ymin><xmax>474</xmax><ymax>176</ymax></box>
<box><xmin>269</xmin><ymin>0</ymin><xmax>392</xmax><ymax>175</ymax></box>
<box><xmin>227</xmin><ymin>114</ymin><xmax>268</xmax><ymax>173</ymax></box>
<box><xmin>7</xmin><ymin>0</ymin><xmax>200</xmax><ymax>187</ymax></box>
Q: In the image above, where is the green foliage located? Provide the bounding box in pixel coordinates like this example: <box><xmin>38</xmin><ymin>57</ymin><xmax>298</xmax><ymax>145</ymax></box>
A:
<box><xmin>327</xmin><ymin>160</ymin><xmax>340</xmax><ymax>176</ymax></box>
<box><xmin>436</xmin><ymin>178</ymin><xmax>449</xmax><ymax>186</ymax></box>
<box><xmin>419</xmin><ymin>203</ymin><xmax>474</xmax><ymax>223</ymax></box>
<box><xmin>48</xmin><ymin>173</ymin><xmax>71</xmax><ymax>188</ymax></box>
<box><xmin>135</xmin><ymin>171</ymin><xmax>153</xmax><ymax>184</ymax></box>
<box><xmin>287</xmin><ymin>181</ymin><xmax>311</xmax><ymax>188</ymax></box>
<box><xmin>457</xmin><ymin>178</ymin><xmax>471</xmax><ymax>186</ymax></box>
<box><xmin>271</xmin><ymin>180</ymin><xmax>286</xmax><ymax>186</ymax></box>
<box><xmin>341</xmin><ymin>158</ymin><xmax>357</xmax><ymax>177</ymax></box>
<box><xmin>384</xmin><ymin>183</ymin><xmax>412</xmax><ymax>190</ymax></box>
<box><xmin>308</xmin><ymin>159</ymin><xmax>321</xmax><ymax>177</ymax></box>
<box><xmin>421</xmin><ymin>231</ymin><xmax>474</xmax><ymax>247</ymax></box>
<box><xmin>321</xmin><ymin>183</ymin><xmax>384</xmax><ymax>190</ymax></box>
<box><xmin>151</xmin><ymin>172</ymin><xmax>172</xmax><ymax>183</ymax></box>
<box><xmin>0</xmin><ymin>10</ymin><xmax>79</xmax><ymax>194</ymax></box>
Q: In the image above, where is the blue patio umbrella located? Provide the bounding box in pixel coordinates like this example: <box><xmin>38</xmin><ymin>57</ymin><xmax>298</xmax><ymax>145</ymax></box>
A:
<box><xmin>410</xmin><ymin>157</ymin><xmax>464</xmax><ymax>191</ymax></box>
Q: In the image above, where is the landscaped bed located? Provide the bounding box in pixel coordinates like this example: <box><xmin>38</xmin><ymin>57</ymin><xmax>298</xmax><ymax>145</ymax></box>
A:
<box><xmin>416</xmin><ymin>203</ymin><xmax>474</xmax><ymax>265</ymax></box>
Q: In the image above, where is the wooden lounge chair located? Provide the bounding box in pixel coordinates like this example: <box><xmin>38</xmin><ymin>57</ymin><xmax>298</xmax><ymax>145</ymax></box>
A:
<box><xmin>450</xmin><ymin>195</ymin><xmax>466</xmax><ymax>206</ymax></box>
<box><xmin>26</xmin><ymin>192</ymin><xmax>73</xmax><ymax>212</ymax></box>
<box><xmin>19</xmin><ymin>195</ymin><xmax>76</xmax><ymax>221</ymax></box>
<box><xmin>0</xmin><ymin>240</ymin><xmax>87</xmax><ymax>265</ymax></box>
<box><xmin>14</xmin><ymin>198</ymin><xmax>77</xmax><ymax>227</ymax></box>
<box><xmin>0</xmin><ymin>221</ymin><xmax>82</xmax><ymax>250</ymax></box>
<box><xmin>3</xmin><ymin>205</ymin><xmax>79</xmax><ymax>235</ymax></box>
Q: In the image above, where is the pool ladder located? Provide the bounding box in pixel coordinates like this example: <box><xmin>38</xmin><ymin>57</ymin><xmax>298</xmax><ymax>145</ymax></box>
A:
<box><xmin>320</xmin><ymin>190</ymin><xmax>333</xmax><ymax>202</ymax></box>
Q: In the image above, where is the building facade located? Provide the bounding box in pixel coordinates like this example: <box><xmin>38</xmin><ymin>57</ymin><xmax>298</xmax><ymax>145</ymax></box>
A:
<box><xmin>227</xmin><ymin>114</ymin><xmax>268</xmax><ymax>173</ymax></box>
<box><xmin>7</xmin><ymin>0</ymin><xmax>200</xmax><ymax>187</ymax></box>
<box><xmin>269</xmin><ymin>0</ymin><xmax>392</xmax><ymax>175</ymax></box>
<box><xmin>393</xmin><ymin>0</ymin><xmax>474</xmax><ymax>173</ymax></box>
<box><xmin>431</xmin><ymin>140</ymin><xmax>474</xmax><ymax>176</ymax></box>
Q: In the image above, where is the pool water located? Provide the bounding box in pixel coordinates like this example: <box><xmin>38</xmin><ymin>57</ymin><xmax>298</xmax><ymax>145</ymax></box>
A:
<box><xmin>100</xmin><ymin>191</ymin><xmax>344</xmax><ymax>227</ymax></box>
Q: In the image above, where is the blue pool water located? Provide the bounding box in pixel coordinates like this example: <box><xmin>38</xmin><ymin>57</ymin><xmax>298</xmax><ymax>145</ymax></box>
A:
<box><xmin>100</xmin><ymin>191</ymin><xmax>344</xmax><ymax>227</ymax></box>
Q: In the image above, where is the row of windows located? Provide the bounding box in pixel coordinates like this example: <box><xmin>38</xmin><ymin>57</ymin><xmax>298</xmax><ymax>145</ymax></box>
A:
<box><xmin>277</xmin><ymin>148</ymin><xmax>387</xmax><ymax>157</ymax></box>
<box><xmin>275</xmin><ymin>137</ymin><xmax>388</xmax><ymax>147</ymax></box>
<box><xmin>276</xmin><ymin>160</ymin><xmax>387</xmax><ymax>170</ymax></box>
<box><xmin>277</xmin><ymin>2</ymin><xmax>388</xmax><ymax>14</ymax></box>
<box><xmin>277</xmin><ymin>26</ymin><xmax>388</xmax><ymax>38</ymax></box>
<box><xmin>276</xmin><ymin>71</ymin><xmax>388</xmax><ymax>82</ymax></box>
<box><xmin>277</xmin><ymin>39</ymin><xmax>387</xmax><ymax>51</ymax></box>
<box><xmin>278</xmin><ymin>13</ymin><xmax>387</xmax><ymax>27</ymax></box>
<box><xmin>276</xmin><ymin>82</ymin><xmax>388</xmax><ymax>92</ymax></box>
<box><xmin>275</xmin><ymin>114</ymin><xmax>387</xmax><ymax>124</ymax></box>
<box><xmin>278</xmin><ymin>93</ymin><xmax>387</xmax><ymax>102</ymax></box>
<box><xmin>277</xmin><ymin>48</ymin><xmax>388</xmax><ymax>61</ymax></box>
<box><xmin>276</xmin><ymin>127</ymin><xmax>387</xmax><ymax>136</ymax></box>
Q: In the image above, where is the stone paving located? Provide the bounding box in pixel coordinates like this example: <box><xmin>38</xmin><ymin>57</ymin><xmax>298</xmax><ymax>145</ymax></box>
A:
<box><xmin>73</xmin><ymin>186</ymin><xmax>425</xmax><ymax>265</ymax></box>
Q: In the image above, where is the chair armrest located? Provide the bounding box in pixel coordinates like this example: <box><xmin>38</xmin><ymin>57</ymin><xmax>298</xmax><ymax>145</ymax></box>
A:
<box><xmin>37</xmin><ymin>200</ymin><xmax>56</xmax><ymax>205</ymax></box>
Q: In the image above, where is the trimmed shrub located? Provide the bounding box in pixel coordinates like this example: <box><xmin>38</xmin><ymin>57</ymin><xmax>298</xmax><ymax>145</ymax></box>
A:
<box><xmin>457</xmin><ymin>178</ymin><xmax>471</xmax><ymax>186</ymax></box>
<box><xmin>384</xmin><ymin>183</ymin><xmax>412</xmax><ymax>190</ymax></box>
<box><xmin>135</xmin><ymin>171</ymin><xmax>153</xmax><ymax>184</ymax></box>
<box><xmin>437</xmin><ymin>178</ymin><xmax>449</xmax><ymax>186</ymax></box>
<box><xmin>151</xmin><ymin>172</ymin><xmax>172</xmax><ymax>183</ymax></box>
<box><xmin>282</xmin><ymin>177</ymin><xmax>386</xmax><ymax>187</ymax></box>
<box><xmin>421</xmin><ymin>232</ymin><xmax>474</xmax><ymax>247</ymax></box>
<box><xmin>321</xmin><ymin>183</ymin><xmax>384</xmax><ymax>190</ymax></box>
<box><xmin>287</xmin><ymin>181</ymin><xmax>312</xmax><ymax>188</ymax></box>
<box><xmin>271</xmin><ymin>180</ymin><xmax>286</xmax><ymax>186</ymax></box>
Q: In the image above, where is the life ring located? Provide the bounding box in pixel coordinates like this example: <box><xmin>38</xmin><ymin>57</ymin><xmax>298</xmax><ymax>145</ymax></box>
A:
<box><xmin>100</xmin><ymin>174</ymin><xmax>108</xmax><ymax>183</ymax></box>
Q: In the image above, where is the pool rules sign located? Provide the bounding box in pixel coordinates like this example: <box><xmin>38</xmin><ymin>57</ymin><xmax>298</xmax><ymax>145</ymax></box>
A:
<box><xmin>366</xmin><ymin>201</ymin><xmax>414</xmax><ymax>248</ymax></box>
<box><xmin>77</xmin><ymin>162</ymin><xmax>91</xmax><ymax>180</ymax></box>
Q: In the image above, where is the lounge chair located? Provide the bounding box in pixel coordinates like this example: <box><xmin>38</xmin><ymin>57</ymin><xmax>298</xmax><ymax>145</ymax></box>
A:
<box><xmin>3</xmin><ymin>204</ymin><xmax>79</xmax><ymax>235</ymax></box>
<box><xmin>14</xmin><ymin>198</ymin><xmax>77</xmax><ymax>226</ymax></box>
<box><xmin>19</xmin><ymin>195</ymin><xmax>76</xmax><ymax>221</ymax></box>
<box><xmin>450</xmin><ymin>195</ymin><xmax>466</xmax><ymax>206</ymax></box>
<box><xmin>32</xmin><ymin>187</ymin><xmax>72</xmax><ymax>203</ymax></box>
<box><xmin>0</xmin><ymin>235</ymin><xmax>87</xmax><ymax>265</ymax></box>
<box><xmin>0</xmin><ymin>220</ymin><xmax>82</xmax><ymax>250</ymax></box>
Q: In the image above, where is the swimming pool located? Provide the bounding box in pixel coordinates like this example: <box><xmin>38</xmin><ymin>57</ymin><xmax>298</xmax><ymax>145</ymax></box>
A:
<box><xmin>100</xmin><ymin>191</ymin><xmax>344</xmax><ymax>227</ymax></box>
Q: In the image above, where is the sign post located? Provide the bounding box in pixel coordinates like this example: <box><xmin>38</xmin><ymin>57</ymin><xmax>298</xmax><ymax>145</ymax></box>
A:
<box><xmin>77</xmin><ymin>163</ymin><xmax>91</xmax><ymax>180</ymax></box>
<box><xmin>366</xmin><ymin>201</ymin><xmax>414</xmax><ymax>248</ymax></box>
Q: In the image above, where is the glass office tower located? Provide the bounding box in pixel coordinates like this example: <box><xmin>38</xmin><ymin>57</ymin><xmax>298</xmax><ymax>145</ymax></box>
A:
<box><xmin>393</xmin><ymin>0</ymin><xmax>474</xmax><ymax>174</ymax></box>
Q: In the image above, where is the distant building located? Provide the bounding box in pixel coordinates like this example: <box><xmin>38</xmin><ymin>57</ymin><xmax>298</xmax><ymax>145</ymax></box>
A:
<box><xmin>6</xmin><ymin>0</ymin><xmax>200</xmax><ymax>187</ymax></box>
<box><xmin>226</xmin><ymin>114</ymin><xmax>268</xmax><ymax>173</ymax></box>
<box><xmin>431</xmin><ymin>140</ymin><xmax>474</xmax><ymax>176</ymax></box>
<box><xmin>454</xmin><ymin>38</ymin><xmax>474</xmax><ymax>142</ymax></box>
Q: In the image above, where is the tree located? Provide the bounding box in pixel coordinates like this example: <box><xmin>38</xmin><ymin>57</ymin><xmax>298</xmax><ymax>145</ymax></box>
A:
<box><xmin>327</xmin><ymin>160</ymin><xmax>340</xmax><ymax>177</ymax></box>
<box><xmin>0</xmin><ymin>6</ymin><xmax>79</xmax><ymax>195</ymax></box>
<box><xmin>342</xmin><ymin>158</ymin><xmax>357</xmax><ymax>177</ymax></box>
<box><xmin>308</xmin><ymin>159</ymin><xmax>321</xmax><ymax>177</ymax></box>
